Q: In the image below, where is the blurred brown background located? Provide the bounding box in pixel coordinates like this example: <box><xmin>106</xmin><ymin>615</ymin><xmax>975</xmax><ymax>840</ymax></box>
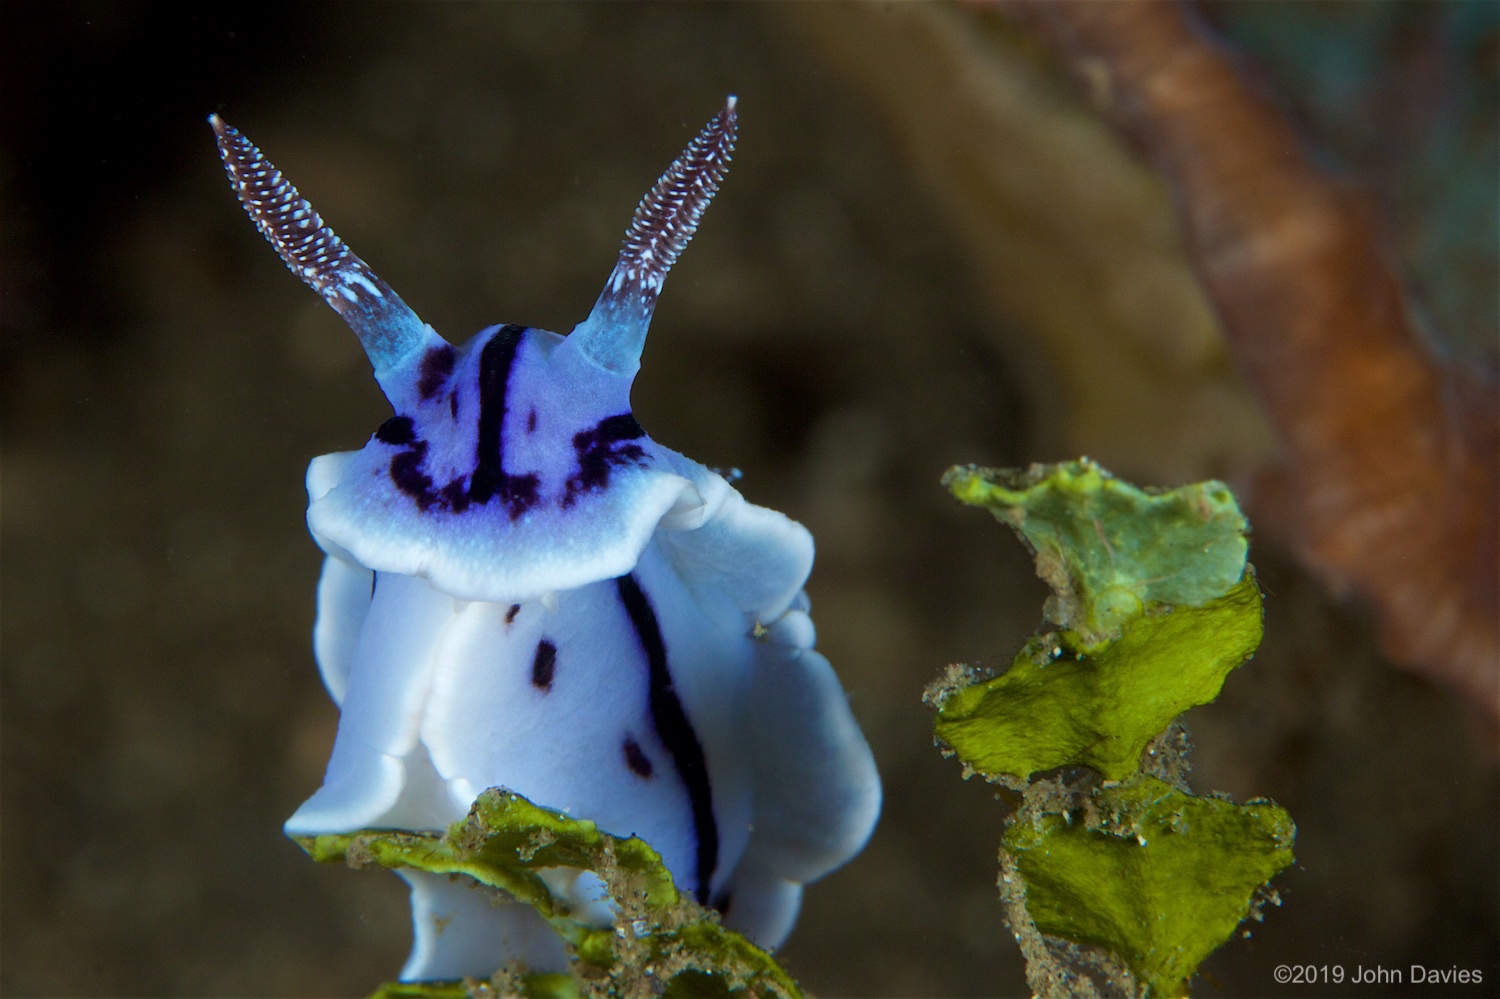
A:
<box><xmin>2</xmin><ymin>3</ymin><xmax>1495</xmax><ymax>996</ymax></box>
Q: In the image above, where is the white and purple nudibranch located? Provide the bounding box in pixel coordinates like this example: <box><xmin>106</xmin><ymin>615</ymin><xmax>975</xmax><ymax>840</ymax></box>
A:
<box><xmin>212</xmin><ymin>98</ymin><xmax>880</xmax><ymax>979</ymax></box>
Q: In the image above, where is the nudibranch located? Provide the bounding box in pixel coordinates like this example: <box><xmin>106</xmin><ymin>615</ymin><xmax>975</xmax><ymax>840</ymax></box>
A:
<box><xmin>212</xmin><ymin>98</ymin><xmax>880</xmax><ymax>980</ymax></box>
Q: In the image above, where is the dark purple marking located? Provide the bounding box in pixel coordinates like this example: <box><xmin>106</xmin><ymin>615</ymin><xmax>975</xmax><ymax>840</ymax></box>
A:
<box><xmin>505</xmin><ymin>604</ymin><xmax>521</xmax><ymax>626</ymax></box>
<box><xmin>526</xmin><ymin>408</ymin><xmax>538</xmax><ymax>434</ymax></box>
<box><xmin>437</xmin><ymin>479</ymin><xmax>471</xmax><ymax>514</ymax></box>
<box><xmin>375</xmin><ymin>416</ymin><xmax>417</xmax><ymax>446</ymax></box>
<box><xmin>449</xmin><ymin>391</ymin><xmax>459</xmax><ymax>420</ymax></box>
<box><xmin>469</xmin><ymin>325</ymin><xmax>541</xmax><ymax>519</ymax></box>
<box><xmin>531</xmin><ymin>639</ymin><xmax>557</xmax><ymax>691</ymax></box>
<box><xmin>564</xmin><ymin>413</ymin><xmax>647</xmax><ymax>506</ymax></box>
<box><xmin>417</xmin><ymin>344</ymin><xmax>457</xmax><ymax>400</ymax></box>
<box><xmin>623</xmin><ymin>736</ymin><xmax>655</xmax><ymax>778</ymax></box>
<box><xmin>383</xmin><ymin>324</ymin><xmax>540</xmax><ymax>519</ymax></box>
<box><xmin>616</xmin><ymin>572</ymin><xmax>717</xmax><ymax>903</ymax></box>
<box><xmin>389</xmin><ymin>442</ymin><xmax>435</xmax><ymax>510</ymax></box>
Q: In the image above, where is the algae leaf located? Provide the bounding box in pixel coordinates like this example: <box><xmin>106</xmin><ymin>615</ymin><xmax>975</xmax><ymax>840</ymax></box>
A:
<box><xmin>943</xmin><ymin>460</ymin><xmax>1248</xmax><ymax>650</ymax></box>
<box><xmin>933</xmin><ymin>460</ymin><xmax>1294</xmax><ymax>997</ymax></box>
<box><xmin>297</xmin><ymin>788</ymin><xmax>802</xmax><ymax>999</ymax></box>
<box><xmin>372</xmin><ymin>974</ymin><xmax>580</xmax><ymax>999</ymax></box>
<box><xmin>932</xmin><ymin>460</ymin><xmax>1260</xmax><ymax>783</ymax></box>
<box><xmin>1005</xmin><ymin>775</ymin><xmax>1295</xmax><ymax>998</ymax></box>
<box><xmin>932</xmin><ymin>574</ymin><xmax>1262</xmax><ymax>781</ymax></box>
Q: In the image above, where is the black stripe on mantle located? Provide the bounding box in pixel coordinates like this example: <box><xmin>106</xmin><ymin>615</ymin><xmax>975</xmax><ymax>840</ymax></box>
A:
<box><xmin>615</xmin><ymin>572</ymin><xmax>718</xmax><ymax>903</ymax></box>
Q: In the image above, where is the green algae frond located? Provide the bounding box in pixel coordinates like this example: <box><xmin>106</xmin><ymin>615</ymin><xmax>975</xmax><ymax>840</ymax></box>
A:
<box><xmin>932</xmin><ymin>574</ymin><xmax>1262</xmax><ymax>781</ymax></box>
<box><xmin>299</xmin><ymin>789</ymin><xmax>801</xmax><ymax>999</ymax></box>
<box><xmin>1006</xmin><ymin>776</ymin><xmax>1295</xmax><ymax>997</ymax></box>
<box><xmin>943</xmin><ymin>460</ymin><xmax>1248</xmax><ymax>650</ymax></box>
<box><xmin>932</xmin><ymin>460</ymin><xmax>1294</xmax><ymax>997</ymax></box>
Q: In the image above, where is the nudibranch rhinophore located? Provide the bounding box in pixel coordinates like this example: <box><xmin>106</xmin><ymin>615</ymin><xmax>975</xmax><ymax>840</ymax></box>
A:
<box><xmin>212</xmin><ymin>98</ymin><xmax>881</xmax><ymax>980</ymax></box>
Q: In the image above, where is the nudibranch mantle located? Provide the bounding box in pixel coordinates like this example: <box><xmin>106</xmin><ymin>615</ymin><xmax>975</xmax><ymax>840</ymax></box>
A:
<box><xmin>214</xmin><ymin>98</ymin><xmax>881</xmax><ymax>981</ymax></box>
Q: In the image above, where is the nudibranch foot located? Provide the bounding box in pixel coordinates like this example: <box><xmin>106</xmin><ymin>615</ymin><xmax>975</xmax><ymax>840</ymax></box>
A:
<box><xmin>400</xmin><ymin>870</ymin><xmax>570</xmax><ymax>980</ymax></box>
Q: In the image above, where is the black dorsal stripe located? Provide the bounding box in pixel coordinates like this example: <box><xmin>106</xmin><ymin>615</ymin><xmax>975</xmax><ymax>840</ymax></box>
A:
<box><xmin>468</xmin><ymin>324</ymin><xmax>539</xmax><ymax>518</ymax></box>
<box><xmin>615</xmin><ymin>573</ymin><xmax>717</xmax><ymax>903</ymax></box>
<box><xmin>469</xmin><ymin>324</ymin><xmax>524</xmax><ymax>505</ymax></box>
<box><xmin>384</xmin><ymin>323</ymin><xmax>538</xmax><ymax>517</ymax></box>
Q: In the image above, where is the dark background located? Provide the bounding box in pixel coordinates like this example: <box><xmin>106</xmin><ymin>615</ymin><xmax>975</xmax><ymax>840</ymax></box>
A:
<box><xmin>2</xmin><ymin>3</ymin><xmax>1495</xmax><ymax>996</ymax></box>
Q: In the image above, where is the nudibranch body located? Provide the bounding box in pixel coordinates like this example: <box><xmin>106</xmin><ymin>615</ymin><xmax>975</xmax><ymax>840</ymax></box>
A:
<box><xmin>213</xmin><ymin>99</ymin><xmax>881</xmax><ymax>980</ymax></box>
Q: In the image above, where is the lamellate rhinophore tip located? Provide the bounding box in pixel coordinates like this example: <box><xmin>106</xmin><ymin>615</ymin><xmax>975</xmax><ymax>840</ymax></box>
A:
<box><xmin>567</xmin><ymin>97</ymin><xmax>739</xmax><ymax>375</ymax></box>
<box><xmin>211</xmin><ymin>114</ymin><xmax>436</xmax><ymax>376</ymax></box>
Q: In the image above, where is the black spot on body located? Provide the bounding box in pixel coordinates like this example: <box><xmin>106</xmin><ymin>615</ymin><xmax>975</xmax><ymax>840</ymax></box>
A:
<box><xmin>417</xmin><ymin>344</ymin><xmax>457</xmax><ymax>399</ymax></box>
<box><xmin>526</xmin><ymin>408</ymin><xmax>538</xmax><ymax>434</ymax></box>
<box><xmin>531</xmin><ymin>639</ymin><xmax>556</xmax><ymax>691</ymax></box>
<box><xmin>623</xmin><ymin>736</ymin><xmax>654</xmax><ymax>778</ymax></box>
<box><xmin>449</xmin><ymin>391</ymin><xmax>459</xmax><ymax>420</ymax></box>
<box><xmin>375</xmin><ymin>415</ymin><xmax>417</xmax><ymax>446</ymax></box>
<box><xmin>505</xmin><ymin>604</ymin><xmax>521</xmax><ymax>626</ymax></box>
<box><xmin>616</xmin><ymin>573</ymin><xmax>717</xmax><ymax>903</ymax></box>
<box><xmin>564</xmin><ymin>413</ymin><xmax>647</xmax><ymax>506</ymax></box>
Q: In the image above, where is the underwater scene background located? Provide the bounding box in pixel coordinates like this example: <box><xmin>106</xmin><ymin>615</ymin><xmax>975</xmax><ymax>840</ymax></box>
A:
<box><xmin>2</xmin><ymin>3</ymin><xmax>1495</xmax><ymax>996</ymax></box>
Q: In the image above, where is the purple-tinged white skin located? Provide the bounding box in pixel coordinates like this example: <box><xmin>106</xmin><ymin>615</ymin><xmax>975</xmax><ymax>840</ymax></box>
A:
<box><xmin>212</xmin><ymin>99</ymin><xmax>881</xmax><ymax>981</ymax></box>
